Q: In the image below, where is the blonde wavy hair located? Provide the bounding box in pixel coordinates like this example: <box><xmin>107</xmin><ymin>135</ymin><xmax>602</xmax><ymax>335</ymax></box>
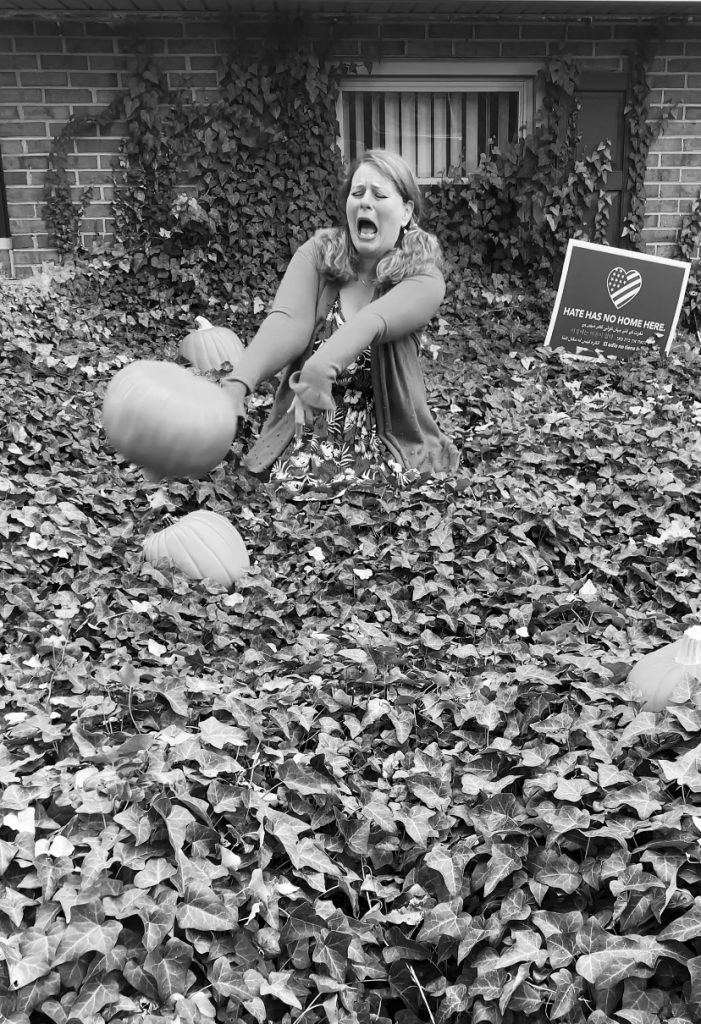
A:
<box><xmin>314</xmin><ymin>148</ymin><xmax>443</xmax><ymax>288</ymax></box>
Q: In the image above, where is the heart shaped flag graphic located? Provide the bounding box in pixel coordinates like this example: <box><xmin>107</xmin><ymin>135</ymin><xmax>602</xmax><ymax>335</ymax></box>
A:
<box><xmin>607</xmin><ymin>267</ymin><xmax>642</xmax><ymax>309</ymax></box>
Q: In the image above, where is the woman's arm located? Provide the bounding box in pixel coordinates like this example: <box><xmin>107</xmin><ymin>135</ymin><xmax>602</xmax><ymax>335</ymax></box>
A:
<box><xmin>289</xmin><ymin>266</ymin><xmax>445</xmax><ymax>410</ymax></box>
<box><xmin>223</xmin><ymin>238</ymin><xmax>321</xmax><ymax>395</ymax></box>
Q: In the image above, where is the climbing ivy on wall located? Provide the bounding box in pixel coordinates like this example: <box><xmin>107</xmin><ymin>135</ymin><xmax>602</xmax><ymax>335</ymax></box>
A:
<box><xmin>106</xmin><ymin>28</ymin><xmax>345</xmax><ymax>312</ymax></box>
<box><xmin>422</xmin><ymin>54</ymin><xmax>614</xmax><ymax>304</ymax></box>
<box><xmin>42</xmin><ymin>24</ymin><xmax>695</xmax><ymax>326</ymax></box>
<box><xmin>621</xmin><ymin>30</ymin><xmax>676</xmax><ymax>249</ymax></box>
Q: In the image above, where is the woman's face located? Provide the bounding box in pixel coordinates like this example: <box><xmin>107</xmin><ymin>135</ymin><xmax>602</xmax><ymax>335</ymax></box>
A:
<box><xmin>346</xmin><ymin>163</ymin><xmax>414</xmax><ymax>265</ymax></box>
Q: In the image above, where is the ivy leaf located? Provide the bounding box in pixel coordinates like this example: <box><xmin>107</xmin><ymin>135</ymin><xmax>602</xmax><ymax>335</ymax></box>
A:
<box><xmin>175</xmin><ymin>885</ymin><xmax>235</xmax><ymax>931</ymax></box>
<box><xmin>259</xmin><ymin>970</ymin><xmax>303</xmax><ymax>1009</ymax></box>
<box><xmin>424</xmin><ymin>844</ymin><xmax>464</xmax><ymax>895</ymax></box>
<box><xmin>52</xmin><ymin>919</ymin><xmax>121</xmax><ymax>968</ymax></box>
<box><xmin>575</xmin><ymin>939</ymin><xmax>664</xmax><ymax>986</ymax></box>
<box><xmin>143</xmin><ymin>937</ymin><xmax>193</xmax><ymax>1001</ymax></box>
<box><xmin>657</xmin><ymin>898</ymin><xmax>701</xmax><ymax>941</ymax></box>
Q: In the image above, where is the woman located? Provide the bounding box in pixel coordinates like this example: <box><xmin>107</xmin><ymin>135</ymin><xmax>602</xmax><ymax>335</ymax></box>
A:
<box><xmin>224</xmin><ymin>148</ymin><xmax>459</xmax><ymax>493</ymax></box>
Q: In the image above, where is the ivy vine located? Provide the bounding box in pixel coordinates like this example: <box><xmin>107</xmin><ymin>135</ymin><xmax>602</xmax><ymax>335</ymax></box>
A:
<box><xmin>621</xmin><ymin>29</ymin><xmax>677</xmax><ymax>249</ymax></box>
<box><xmin>42</xmin><ymin>96</ymin><xmax>122</xmax><ymax>259</ymax></box>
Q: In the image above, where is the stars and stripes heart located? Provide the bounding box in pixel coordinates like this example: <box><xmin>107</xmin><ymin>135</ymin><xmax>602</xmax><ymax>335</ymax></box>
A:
<box><xmin>606</xmin><ymin>267</ymin><xmax>642</xmax><ymax>309</ymax></box>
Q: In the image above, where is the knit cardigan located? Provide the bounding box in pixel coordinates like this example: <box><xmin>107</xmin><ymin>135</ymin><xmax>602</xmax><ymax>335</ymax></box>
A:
<box><xmin>225</xmin><ymin>234</ymin><xmax>460</xmax><ymax>475</ymax></box>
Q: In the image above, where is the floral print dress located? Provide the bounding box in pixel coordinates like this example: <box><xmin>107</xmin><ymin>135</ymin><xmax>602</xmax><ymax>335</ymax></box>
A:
<box><xmin>270</xmin><ymin>298</ymin><xmax>417</xmax><ymax>496</ymax></box>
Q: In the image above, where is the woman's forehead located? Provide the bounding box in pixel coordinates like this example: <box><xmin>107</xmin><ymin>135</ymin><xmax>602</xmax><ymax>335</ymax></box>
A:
<box><xmin>350</xmin><ymin>164</ymin><xmax>400</xmax><ymax>193</ymax></box>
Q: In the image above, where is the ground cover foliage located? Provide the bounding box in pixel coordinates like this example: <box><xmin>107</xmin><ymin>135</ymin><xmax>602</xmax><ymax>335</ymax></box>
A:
<box><xmin>4</xmin><ymin>275</ymin><xmax>701</xmax><ymax>1024</ymax></box>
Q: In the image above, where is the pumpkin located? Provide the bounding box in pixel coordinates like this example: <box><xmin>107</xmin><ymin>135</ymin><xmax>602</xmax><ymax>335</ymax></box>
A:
<box><xmin>179</xmin><ymin>316</ymin><xmax>245</xmax><ymax>372</ymax></box>
<box><xmin>102</xmin><ymin>360</ymin><xmax>235</xmax><ymax>480</ymax></box>
<box><xmin>142</xmin><ymin>510</ymin><xmax>250</xmax><ymax>587</ymax></box>
<box><xmin>628</xmin><ymin>625</ymin><xmax>701</xmax><ymax>712</ymax></box>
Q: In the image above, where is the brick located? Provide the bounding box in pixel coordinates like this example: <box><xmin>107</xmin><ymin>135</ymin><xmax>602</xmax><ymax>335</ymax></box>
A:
<box><xmin>643</xmin><ymin>228</ymin><xmax>680</xmax><ymax>242</ymax></box>
<box><xmin>43</xmin><ymin>89</ymin><xmax>95</xmax><ymax>103</ymax></box>
<box><xmin>40</xmin><ymin>55</ymin><xmax>91</xmax><ymax>71</ymax></box>
<box><xmin>650</xmin><ymin>243</ymin><xmax>681</xmax><ymax>258</ymax></box>
<box><xmin>359</xmin><ymin>39</ymin><xmax>404</xmax><ymax>58</ymax></box>
<box><xmin>1</xmin><ymin>122</ymin><xmax>48</xmax><ymax>138</ymax></box>
<box><xmin>175</xmin><ymin>71</ymin><xmax>219</xmax><ymax>89</ymax></box>
<box><xmin>650</xmin><ymin>137</ymin><xmax>684</xmax><ymax>152</ymax></box>
<box><xmin>659</xmin><ymin>213</ymin><xmax>687</xmax><ymax>227</ymax></box>
<box><xmin>681</xmin><ymin>168</ymin><xmax>701</xmax><ymax>183</ymax></box>
<box><xmin>565</xmin><ymin>25</ymin><xmax>614</xmax><ymax>40</ymax></box>
<box><xmin>662</xmin><ymin>89</ymin><xmax>701</xmax><ymax>103</ymax></box>
<box><xmin>377</xmin><ymin>23</ymin><xmax>426</xmax><ymax>39</ymax></box>
<box><xmin>73</xmin><ymin>137</ymin><xmax>120</xmax><ymax>156</ymax></box>
<box><xmin>0</xmin><ymin>105</ymin><xmax>20</xmax><ymax>119</ymax></box>
<box><xmin>522</xmin><ymin>25</ymin><xmax>565</xmax><ymax>41</ymax></box>
<box><xmin>70</xmin><ymin>170</ymin><xmax>113</xmax><ymax>185</ymax></box>
<box><xmin>475</xmin><ymin>23</ymin><xmax>521</xmax><ymax>40</ymax></box>
<box><xmin>69</xmin><ymin>72</ymin><xmax>121</xmax><ymax>89</ymax></box>
<box><xmin>502</xmin><ymin>41</ymin><xmax>549</xmax><ymax>58</ymax></box>
<box><xmin>405</xmin><ymin>40</ymin><xmax>454</xmax><ymax>58</ymax></box>
<box><xmin>1</xmin><ymin>54</ymin><xmax>39</xmax><ymax>69</ymax></box>
<box><xmin>453</xmin><ymin>41</ymin><xmax>500</xmax><ymax>58</ymax></box>
<box><xmin>2</xmin><ymin>170</ymin><xmax>30</xmax><ymax>185</ymax></box>
<box><xmin>8</xmin><ymin>211</ymin><xmax>43</xmax><ymax>225</ymax></box>
<box><xmin>649</xmin><ymin>75</ymin><xmax>687</xmax><ymax>88</ymax></box>
<box><xmin>25</xmin><ymin>139</ymin><xmax>51</xmax><ymax>154</ymax></box>
<box><xmin>127</xmin><ymin>21</ymin><xmax>185</xmax><ymax>38</ymax></box>
<box><xmin>646</xmin><ymin>167</ymin><xmax>682</xmax><ymax>182</ymax></box>
<box><xmin>0</xmin><ymin>18</ymin><xmax>43</xmax><ymax>33</ymax></box>
<box><xmin>662</xmin><ymin>152</ymin><xmax>701</xmax><ymax>167</ymax></box>
<box><xmin>9</xmin><ymin>185</ymin><xmax>45</xmax><ymax>200</ymax></box>
<box><xmin>22</xmin><ymin>73</ymin><xmax>68</xmax><ymax>87</ymax></box>
<box><xmin>657</xmin><ymin>183</ymin><xmax>701</xmax><ymax>198</ymax></box>
<box><xmin>70</xmin><ymin>155</ymin><xmax>101</xmax><ymax>170</ymax></box>
<box><xmin>15</xmin><ymin>36</ymin><xmax>64</xmax><ymax>53</ymax></box>
<box><xmin>65</xmin><ymin>37</ymin><xmax>116</xmax><ymax>54</ymax></box>
<box><xmin>21</xmin><ymin>105</ymin><xmax>72</xmax><ymax>120</ymax></box>
<box><xmin>167</xmin><ymin>38</ymin><xmax>221</xmax><ymax>56</ymax></box>
<box><xmin>645</xmin><ymin>198</ymin><xmax>685</xmax><ymax>213</ymax></box>
<box><xmin>157</xmin><ymin>56</ymin><xmax>190</xmax><ymax>71</ymax></box>
<box><xmin>668</xmin><ymin>58</ymin><xmax>701</xmax><ymax>72</ymax></box>
<box><xmin>429</xmin><ymin>22</ymin><xmax>474</xmax><ymax>40</ymax></box>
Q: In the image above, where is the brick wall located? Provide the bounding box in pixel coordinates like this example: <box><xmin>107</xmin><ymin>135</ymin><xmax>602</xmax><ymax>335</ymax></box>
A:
<box><xmin>0</xmin><ymin>12</ymin><xmax>699</xmax><ymax>276</ymax></box>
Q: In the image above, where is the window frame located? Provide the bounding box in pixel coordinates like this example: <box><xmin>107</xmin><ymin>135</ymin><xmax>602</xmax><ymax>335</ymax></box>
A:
<box><xmin>337</xmin><ymin>59</ymin><xmax>542</xmax><ymax>183</ymax></box>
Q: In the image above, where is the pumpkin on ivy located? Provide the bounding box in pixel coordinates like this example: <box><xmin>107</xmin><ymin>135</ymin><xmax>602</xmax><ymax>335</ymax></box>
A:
<box><xmin>102</xmin><ymin>360</ymin><xmax>235</xmax><ymax>481</ymax></box>
<box><xmin>179</xmin><ymin>316</ymin><xmax>245</xmax><ymax>372</ymax></box>
<box><xmin>142</xmin><ymin>510</ymin><xmax>250</xmax><ymax>588</ymax></box>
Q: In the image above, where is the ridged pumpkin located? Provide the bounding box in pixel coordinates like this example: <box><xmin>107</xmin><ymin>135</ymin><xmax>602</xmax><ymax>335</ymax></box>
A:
<box><xmin>142</xmin><ymin>510</ymin><xmax>250</xmax><ymax>588</ymax></box>
<box><xmin>179</xmin><ymin>316</ymin><xmax>245</xmax><ymax>372</ymax></box>
<box><xmin>102</xmin><ymin>360</ymin><xmax>235</xmax><ymax>481</ymax></box>
<box><xmin>628</xmin><ymin>625</ymin><xmax>701</xmax><ymax>712</ymax></box>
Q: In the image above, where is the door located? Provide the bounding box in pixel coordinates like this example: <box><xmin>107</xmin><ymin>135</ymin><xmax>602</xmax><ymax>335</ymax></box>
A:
<box><xmin>574</xmin><ymin>73</ymin><xmax>628</xmax><ymax>245</ymax></box>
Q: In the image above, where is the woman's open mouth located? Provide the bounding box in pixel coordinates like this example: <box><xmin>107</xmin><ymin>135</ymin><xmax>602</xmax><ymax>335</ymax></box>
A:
<box><xmin>357</xmin><ymin>218</ymin><xmax>378</xmax><ymax>239</ymax></box>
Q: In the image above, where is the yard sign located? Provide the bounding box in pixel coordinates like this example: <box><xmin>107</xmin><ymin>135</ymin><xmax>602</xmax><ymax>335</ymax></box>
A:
<box><xmin>544</xmin><ymin>239</ymin><xmax>690</xmax><ymax>359</ymax></box>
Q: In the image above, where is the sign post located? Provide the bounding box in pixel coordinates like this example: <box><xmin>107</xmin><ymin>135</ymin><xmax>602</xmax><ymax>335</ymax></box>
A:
<box><xmin>544</xmin><ymin>240</ymin><xmax>690</xmax><ymax>359</ymax></box>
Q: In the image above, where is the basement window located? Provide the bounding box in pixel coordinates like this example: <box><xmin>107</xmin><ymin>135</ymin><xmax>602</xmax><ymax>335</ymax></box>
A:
<box><xmin>338</xmin><ymin>60</ymin><xmax>538</xmax><ymax>182</ymax></box>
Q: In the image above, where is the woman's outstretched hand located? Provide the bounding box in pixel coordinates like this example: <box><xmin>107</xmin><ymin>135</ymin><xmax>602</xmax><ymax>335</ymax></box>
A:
<box><xmin>287</xmin><ymin>394</ymin><xmax>317</xmax><ymax>439</ymax></box>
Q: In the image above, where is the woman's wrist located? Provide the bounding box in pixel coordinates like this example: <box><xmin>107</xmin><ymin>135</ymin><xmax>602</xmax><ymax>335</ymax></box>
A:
<box><xmin>223</xmin><ymin>377</ymin><xmax>250</xmax><ymax>397</ymax></box>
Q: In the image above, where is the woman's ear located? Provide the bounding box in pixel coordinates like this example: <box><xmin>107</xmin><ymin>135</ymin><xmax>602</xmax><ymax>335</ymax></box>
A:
<box><xmin>403</xmin><ymin>200</ymin><xmax>415</xmax><ymax>227</ymax></box>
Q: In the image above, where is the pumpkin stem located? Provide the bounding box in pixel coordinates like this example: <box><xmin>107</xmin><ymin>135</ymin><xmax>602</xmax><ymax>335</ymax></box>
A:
<box><xmin>195</xmin><ymin>316</ymin><xmax>215</xmax><ymax>330</ymax></box>
<box><xmin>676</xmin><ymin>625</ymin><xmax>701</xmax><ymax>665</ymax></box>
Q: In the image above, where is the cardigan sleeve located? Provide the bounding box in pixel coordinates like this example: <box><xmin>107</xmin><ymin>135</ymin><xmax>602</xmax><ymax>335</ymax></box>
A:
<box><xmin>289</xmin><ymin>265</ymin><xmax>445</xmax><ymax>411</ymax></box>
<box><xmin>222</xmin><ymin>238</ymin><xmax>321</xmax><ymax>394</ymax></box>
